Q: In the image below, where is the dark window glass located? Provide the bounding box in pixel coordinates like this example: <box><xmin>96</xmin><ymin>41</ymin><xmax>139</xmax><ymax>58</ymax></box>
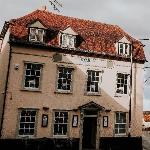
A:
<box><xmin>19</xmin><ymin>109</ymin><xmax>36</xmax><ymax>136</ymax></box>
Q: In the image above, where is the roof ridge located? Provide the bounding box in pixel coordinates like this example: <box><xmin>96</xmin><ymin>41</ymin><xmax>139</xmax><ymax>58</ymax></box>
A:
<box><xmin>38</xmin><ymin>9</ymin><xmax>118</xmax><ymax>27</ymax></box>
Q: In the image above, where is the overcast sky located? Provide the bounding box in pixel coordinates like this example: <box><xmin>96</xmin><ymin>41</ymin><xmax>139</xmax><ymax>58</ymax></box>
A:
<box><xmin>0</xmin><ymin>0</ymin><xmax>150</xmax><ymax>110</ymax></box>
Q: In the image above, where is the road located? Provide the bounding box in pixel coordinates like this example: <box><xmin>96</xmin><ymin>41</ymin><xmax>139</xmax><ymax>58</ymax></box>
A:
<box><xmin>143</xmin><ymin>132</ymin><xmax>150</xmax><ymax>150</ymax></box>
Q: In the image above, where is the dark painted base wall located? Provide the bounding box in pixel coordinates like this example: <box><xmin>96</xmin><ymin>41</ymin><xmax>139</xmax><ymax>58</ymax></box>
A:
<box><xmin>0</xmin><ymin>137</ymin><xmax>142</xmax><ymax>150</ymax></box>
<box><xmin>99</xmin><ymin>137</ymin><xmax>142</xmax><ymax>150</ymax></box>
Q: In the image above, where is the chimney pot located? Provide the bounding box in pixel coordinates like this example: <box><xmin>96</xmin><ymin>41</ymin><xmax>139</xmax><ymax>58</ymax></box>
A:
<box><xmin>41</xmin><ymin>6</ymin><xmax>47</xmax><ymax>11</ymax></box>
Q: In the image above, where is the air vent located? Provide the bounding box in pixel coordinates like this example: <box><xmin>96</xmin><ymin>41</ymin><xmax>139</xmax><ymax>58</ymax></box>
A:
<box><xmin>52</xmin><ymin>53</ymin><xmax>62</xmax><ymax>62</ymax></box>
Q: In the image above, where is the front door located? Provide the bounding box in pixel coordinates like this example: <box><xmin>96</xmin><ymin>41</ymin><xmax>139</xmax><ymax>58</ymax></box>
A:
<box><xmin>82</xmin><ymin>116</ymin><xmax>97</xmax><ymax>149</ymax></box>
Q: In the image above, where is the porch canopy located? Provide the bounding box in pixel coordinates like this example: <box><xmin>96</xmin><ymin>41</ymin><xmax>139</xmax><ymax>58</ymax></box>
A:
<box><xmin>78</xmin><ymin>101</ymin><xmax>111</xmax><ymax>112</ymax></box>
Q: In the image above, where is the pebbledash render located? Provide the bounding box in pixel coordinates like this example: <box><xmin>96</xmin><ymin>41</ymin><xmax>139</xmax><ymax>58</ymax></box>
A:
<box><xmin>0</xmin><ymin>9</ymin><xmax>145</xmax><ymax>149</ymax></box>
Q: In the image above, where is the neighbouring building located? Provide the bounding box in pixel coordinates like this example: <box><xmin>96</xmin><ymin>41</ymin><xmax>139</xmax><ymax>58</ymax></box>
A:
<box><xmin>143</xmin><ymin>111</ymin><xmax>150</xmax><ymax>130</ymax></box>
<box><xmin>0</xmin><ymin>8</ymin><xmax>145</xmax><ymax>150</ymax></box>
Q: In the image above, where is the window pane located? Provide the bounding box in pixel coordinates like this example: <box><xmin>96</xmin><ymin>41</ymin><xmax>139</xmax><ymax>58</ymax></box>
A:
<box><xmin>124</xmin><ymin>85</ymin><xmax>127</xmax><ymax>94</ymax></box>
<box><xmin>119</xmin><ymin>43</ymin><xmax>123</xmax><ymax>54</ymax></box>
<box><xmin>115</xmin><ymin>129</ymin><xmax>118</xmax><ymax>134</ymax></box>
<box><xmin>119</xmin><ymin>129</ymin><xmax>126</xmax><ymax>134</ymax></box>
<box><xmin>119</xmin><ymin>124</ymin><xmax>125</xmax><ymax>128</ymax></box>
<box><xmin>115</xmin><ymin>124</ymin><xmax>119</xmax><ymax>128</ymax></box>
<box><xmin>54</xmin><ymin>124</ymin><xmax>59</xmax><ymax>135</ymax></box>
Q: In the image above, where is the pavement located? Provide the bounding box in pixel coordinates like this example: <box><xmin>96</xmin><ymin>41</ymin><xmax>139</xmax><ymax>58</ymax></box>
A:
<box><xmin>142</xmin><ymin>133</ymin><xmax>150</xmax><ymax>150</ymax></box>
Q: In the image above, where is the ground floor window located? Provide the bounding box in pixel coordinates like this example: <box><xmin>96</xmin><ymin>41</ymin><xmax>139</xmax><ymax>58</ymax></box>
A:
<box><xmin>115</xmin><ymin>112</ymin><xmax>126</xmax><ymax>135</ymax></box>
<box><xmin>54</xmin><ymin>111</ymin><xmax>68</xmax><ymax>135</ymax></box>
<box><xmin>18</xmin><ymin>109</ymin><xmax>37</xmax><ymax>136</ymax></box>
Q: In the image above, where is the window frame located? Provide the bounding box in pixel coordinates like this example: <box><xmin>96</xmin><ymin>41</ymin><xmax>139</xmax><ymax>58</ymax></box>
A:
<box><xmin>53</xmin><ymin>110</ymin><xmax>69</xmax><ymax>137</ymax></box>
<box><xmin>114</xmin><ymin>112</ymin><xmax>127</xmax><ymax>136</ymax></box>
<box><xmin>85</xmin><ymin>70</ymin><xmax>102</xmax><ymax>95</ymax></box>
<box><xmin>22</xmin><ymin>61</ymin><xmax>43</xmax><ymax>91</ymax></box>
<box><xmin>17</xmin><ymin>108</ymin><xmax>38</xmax><ymax>137</ymax></box>
<box><xmin>118</xmin><ymin>42</ymin><xmax>131</xmax><ymax>57</ymax></box>
<box><xmin>115</xmin><ymin>72</ymin><xmax>130</xmax><ymax>95</ymax></box>
<box><xmin>55</xmin><ymin>65</ymin><xmax>74</xmax><ymax>94</ymax></box>
<box><xmin>29</xmin><ymin>27</ymin><xmax>45</xmax><ymax>43</ymax></box>
<box><xmin>60</xmin><ymin>33</ymin><xmax>76</xmax><ymax>49</ymax></box>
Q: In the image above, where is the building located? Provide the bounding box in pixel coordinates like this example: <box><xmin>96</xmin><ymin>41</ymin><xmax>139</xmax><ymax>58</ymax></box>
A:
<box><xmin>0</xmin><ymin>9</ymin><xmax>145</xmax><ymax>150</ymax></box>
<box><xmin>143</xmin><ymin>111</ymin><xmax>150</xmax><ymax>130</ymax></box>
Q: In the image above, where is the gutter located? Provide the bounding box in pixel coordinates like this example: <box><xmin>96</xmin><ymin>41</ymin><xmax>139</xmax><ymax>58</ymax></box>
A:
<box><xmin>0</xmin><ymin>42</ymin><xmax>12</xmax><ymax>137</ymax></box>
<box><xmin>10</xmin><ymin>40</ymin><xmax>145</xmax><ymax>64</ymax></box>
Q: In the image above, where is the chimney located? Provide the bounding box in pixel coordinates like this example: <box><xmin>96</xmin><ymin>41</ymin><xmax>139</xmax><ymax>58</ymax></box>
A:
<box><xmin>41</xmin><ymin>6</ymin><xmax>47</xmax><ymax>11</ymax></box>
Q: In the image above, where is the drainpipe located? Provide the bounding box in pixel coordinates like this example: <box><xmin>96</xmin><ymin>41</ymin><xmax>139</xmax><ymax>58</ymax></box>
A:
<box><xmin>128</xmin><ymin>42</ymin><xmax>133</xmax><ymax>137</ymax></box>
<box><xmin>0</xmin><ymin>42</ymin><xmax>12</xmax><ymax>137</ymax></box>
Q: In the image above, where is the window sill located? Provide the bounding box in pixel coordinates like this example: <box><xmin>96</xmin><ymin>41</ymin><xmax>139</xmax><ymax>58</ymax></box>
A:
<box><xmin>114</xmin><ymin>134</ymin><xmax>127</xmax><ymax>137</ymax></box>
<box><xmin>85</xmin><ymin>92</ymin><xmax>101</xmax><ymax>96</ymax></box>
<box><xmin>29</xmin><ymin>40</ymin><xmax>44</xmax><ymax>43</ymax></box>
<box><xmin>114</xmin><ymin>94</ymin><xmax>129</xmax><ymax>97</ymax></box>
<box><xmin>21</xmin><ymin>88</ymin><xmax>42</xmax><ymax>92</ymax></box>
<box><xmin>52</xmin><ymin>135</ymin><xmax>68</xmax><ymax>139</ymax></box>
<box><xmin>61</xmin><ymin>45</ymin><xmax>75</xmax><ymax>50</ymax></box>
<box><xmin>54</xmin><ymin>90</ymin><xmax>73</xmax><ymax>94</ymax></box>
<box><xmin>18</xmin><ymin>135</ymin><xmax>35</xmax><ymax>138</ymax></box>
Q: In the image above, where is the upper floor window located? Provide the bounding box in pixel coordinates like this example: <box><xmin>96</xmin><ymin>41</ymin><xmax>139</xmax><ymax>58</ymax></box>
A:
<box><xmin>115</xmin><ymin>112</ymin><xmax>126</xmax><ymax>135</ymax></box>
<box><xmin>87</xmin><ymin>70</ymin><xmax>101</xmax><ymax>93</ymax></box>
<box><xmin>60</xmin><ymin>33</ymin><xmax>76</xmax><ymax>48</ymax></box>
<box><xmin>118</xmin><ymin>42</ymin><xmax>130</xmax><ymax>56</ymax></box>
<box><xmin>57</xmin><ymin>67</ymin><xmax>73</xmax><ymax>92</ymax></box>
<box><xmin>24</xmin><ymin>63</ymin><xmax>43</xmax><ymax>90</ymax></box>
<box><xmin>18</xmin><ymin>109</ymin><xmax>37</xmax><ymax>136</ymax></box>
<box><xmin>54</xmin><ymin>111</ymin><xmax>68</xmax><ymax>136</ymax></box>
<box><xmin>116</xmin><ymin>73</ymin><xmax>129</xmax><ymax>94</ymax></box>
<box><xmin>29</xmin><ymin>28</ymin><xmax>45</xmax><ymax>42</ymax></box>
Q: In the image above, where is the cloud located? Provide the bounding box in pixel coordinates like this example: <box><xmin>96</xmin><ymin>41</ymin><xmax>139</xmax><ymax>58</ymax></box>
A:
<box><xmin>143</xmin><ymin>98</ymin><xmax>150</xmax><ymax>111</ymax></box>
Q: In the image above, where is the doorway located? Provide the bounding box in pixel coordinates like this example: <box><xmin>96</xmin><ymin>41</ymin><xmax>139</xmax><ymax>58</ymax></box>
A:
<box><xmin>82</xmin><ymin>116</ymin><xmax>97</xmax><ymax>149</ymax></box>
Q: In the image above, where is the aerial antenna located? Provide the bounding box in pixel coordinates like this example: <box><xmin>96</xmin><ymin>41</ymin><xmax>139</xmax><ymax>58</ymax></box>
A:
<box><xmin>49</xmin><ymin>0</ymin><xmax>63</xmax><ymax>12</ymax></box>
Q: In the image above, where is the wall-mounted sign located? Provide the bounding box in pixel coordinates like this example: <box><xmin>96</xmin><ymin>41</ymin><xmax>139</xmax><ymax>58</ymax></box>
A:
<box><xmin>41</xmin><ymin>114</ymin><xmax>48</xmax><ymax>127</ymax></box>
<box><xmin>81</xmin><ymin>57</ymin><xmax>90</xmax><ymax>62</ymax></box>
<box><xmin>103</xmin><ymin>116</ymin><xmax>108</xmax><ymax>127</ymax></box>
<box><xmin>72</xmin><ymin>115</ymin><xmax>78</xmax><ymax>127</ymax></box>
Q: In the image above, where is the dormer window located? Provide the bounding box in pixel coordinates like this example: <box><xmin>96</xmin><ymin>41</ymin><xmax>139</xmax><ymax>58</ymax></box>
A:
<box><xmin>118</xmin><ymin>42</ymin><xmax>130</xmax><ymax>56</ymax></box>
<box><xmin>60</xmin><ymin>33</ymin><xmax>76</xmax><ymax>48</ymax></box>
<box><xmin>29</xmin><ymin>28</ymin><xmax>45</xmax><ymax>42</ymax></box>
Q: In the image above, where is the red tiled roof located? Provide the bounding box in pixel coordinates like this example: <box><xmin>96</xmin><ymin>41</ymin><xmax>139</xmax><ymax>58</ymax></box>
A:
<box><xmin>144</xmin><ymin>113</ymin><xmax>150</xmax><ymax>122</ymax></box>
<box><xmin>9</xmin><ymin>9</ymin><xmax>145</xmax><ymax>62</ymax></box>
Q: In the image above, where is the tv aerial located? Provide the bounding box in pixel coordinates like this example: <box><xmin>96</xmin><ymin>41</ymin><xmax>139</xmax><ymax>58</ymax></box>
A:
<box><xmin>49</xmin><ymin>0</ymin><xmax>63</xmax><ymax>12</ymax></box>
